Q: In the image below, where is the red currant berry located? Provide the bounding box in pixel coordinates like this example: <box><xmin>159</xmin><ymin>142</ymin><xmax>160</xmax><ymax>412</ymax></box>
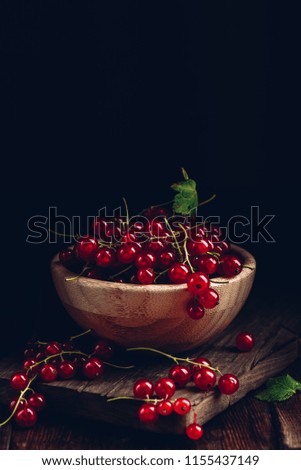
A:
<box><xmin>218</xmin><ymin>255</ymin><xmax>242</xmax><ymax>277</ymax></box>
<box><xmin>23</xmin><ymin>359</ymin><xmax>39</xmax><ymax>372</ymax></box>
<box><xmin>235</xmin><ymin>332</ymin><xmax>255</xmax><ymax>352</ymax></box>
<box><xmin>146</xmin><ymin>219</ymin><xmax>166</xmax><ymax>237</ymax></box>
<box><xmin>156</xmin><ymin>400</ymin><xmax>173</xmax><ymax>416</ymax></box>
<box><xmin>9</xmin><ymin>398</ymin><xmax>26</xmax><ymax>413</ymax></box>
<box><xmin>154</xmin><ymin>378</ymin><xmax>176</xmax><ymax>399</ymax></box>
<box><xmin>194</xmin><ymin>367</ymin><xmax>216</xmax><ymax>391</ymax></box>
<box><xmin>94</xmin><ymin>340</ymin><xmax>114</xmax><ymax>359</ymax></box>
<box><xmin>186</xmin><ymin>422</ymin><xmax>204</xmax><ymax>440</ymax></box>
<box><xmin>158</xmin><ymin>250</ymin><xmax>176</xmax><ymax>269</ymax></box>
<box><xmin>138</xmin><ymin>403</ymin><xmax>159</xmax><ymax>423</ymax></box>
<box><xmin>35</xmin><ymin>351</ymin><xmax>46</xmax><ymax>361</ymax></box>
<box><xmin>10</xmin><ymin>373</ymin><xmax>29</xmax><ymax>391</ymax></box>
<box><xmin>76</xmin><ymin>236</ymin><xmax>98</xmax><ymax>263</ymax></box>
<box><xmin>190</xmin><ymin>357</ymin><xmax>212</xmax><ymax>376</ymax></box>
<box><xmin>28</xmin><ymin>393</ymin><xmax>46</xmax><ymax>412</ymax></box>
<box><xmin>14</xmin><ymin>406</ymin><xmax>37</xmax><ymax>427</ymax></box>
<box><xmin>137</xmin><ymin>267</ymin><xmax>155</xmax><ymax>284</ymax></box>
<box><xmin>196</xmin><ymin>254</ymin><xmax>218</xmax><ymax>275</ymax></box>
<box><xmin>82</xmin><ymin>357</ymin><xmax>104</xmax><ymax>379</ymax></box>
<box><xmin>218</xmin><ymin>374</ymin><xmax>239</xmax><ymax>395</ymax></box>
<box><xmin>58</xmin><ymin>361</ymin><xmax>77</xmax><ymax>379</ymax></box>
<box><xmin>199</xmin><ymin>288</ymin><xmax>219</xmax><ymax>309</ymax></box>
<box><xmin>168</xmin><ymin>263</ymin><xmax>190</xmax><ymax>284</ymax></box>
<box><xmin>95</xmin><ymin>247</ymin><xmax>116</xmax><ymax>268</ymax></box>
<box><xmin>135</xmin><ymin>251</ymin><xmax>156</xmax><ymax>269</ymax></box>
<box><xmin>219</xmin><ymin>241</ymin><xmax>230</xmax><ymax>252</ymax></box>
<box><xmin>45</xmin><ymin>341</ymin><xmax>62</xmax><ymax>356</ymax></box>
<box><xmin>173</xmin><ymin>397</ymin><xmax>191</xmax><ymax>415</ymax></box>
<box><xmin>133</xmin><ymin>379</ymin><xmax>154</xmax><ymax>399</ymax></box>
<box><xmin>39</xmin><ymin>364</ymin><xmax>58</xmax><ymax>382</ymax></box>
<box><xmin>186</xmin><ymin>298</ymin><xmax>205</xmax><ymax>320</ymax></box>
<box><xmin>187</xmin><ymin>272</ymin><xmax>210</xmax><ymax>296</ymax></box>
<box><xmin>187</xmin><ymin>238</ymin><xmax>210</xmax><ymax>256</ymax></box>
<box><xmin>169</xmin><ymin>365</ymin><xmax>191</xmax><ymax>386</ymax></box>
<box><xmin>92</xmin><ymin>217</ymin><xmax>108</xmax><ymax>238</ymax></box>
<box><xmin>146</xmin><ymin>239</ymin><xmax>166</xmax><ymax>254</ymax></box>
<box><xmin>59</xmin><ymin>249</ymin><xmax>75</xmax><ymax>269</ymax></box>
<box><xmin>117</xmin><ymin>243</ymin><xmax>138</xmax><ymax>264</ymax></box>
<box><xmin>86</xmin><ymin>269</ymin><xmax>103</xmax><ymax>280</ymax></box>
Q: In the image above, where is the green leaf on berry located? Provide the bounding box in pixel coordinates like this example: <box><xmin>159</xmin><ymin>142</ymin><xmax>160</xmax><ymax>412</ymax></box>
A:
<box><xmin>255</xmin><ymin>374</ymin><xmax>301</xmax><ymax>402</ymax></box>
<box><xmin>171</xmin><ymin>168</ymin><xmax>198</xmax><ymax>216</ymax></box>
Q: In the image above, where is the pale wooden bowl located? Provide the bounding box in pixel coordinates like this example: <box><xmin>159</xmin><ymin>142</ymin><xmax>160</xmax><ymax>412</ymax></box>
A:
<box><xmin>51</xmin><ymin>245</ymin><xmax>256</xmax><ymax>353</ymax></box>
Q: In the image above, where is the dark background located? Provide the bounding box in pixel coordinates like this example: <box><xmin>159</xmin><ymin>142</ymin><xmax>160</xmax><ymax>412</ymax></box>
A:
<box><xmin>1</xmin><ymin>1</ymin><xmax>298</xmax><ymax>351</ymax></box>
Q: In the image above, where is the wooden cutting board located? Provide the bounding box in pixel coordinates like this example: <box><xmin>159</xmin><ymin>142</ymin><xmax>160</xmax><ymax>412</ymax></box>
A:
<box><xmin>0</xmin><ymin>291</ymin><xmax>300</xmax><ymax>434</ymax></box>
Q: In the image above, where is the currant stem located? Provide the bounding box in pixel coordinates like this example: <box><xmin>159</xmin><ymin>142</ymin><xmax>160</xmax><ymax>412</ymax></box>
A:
<box><xmin>126</xmin><ymin>347</ymin><xmax>221</xmax><ymax>374</ymax></box>
<box><xmin>108</xmin><ymin>264</ymin><xmax>133</xmax><ymax>280</ymax></box>
<box><xmin>107</xmin><ymin>396</ymin><xmax>157</xmax><ymax>403</ymax></box>
<box><xmin>27</xmin><ymin>350</ymin><xmax>89</xmax><ymax>372</ymax></box>
<box><xmin>69</xmin><ymin>329</ymin><xmax>92</xmax><ymax>341</ymax></box>
<box><xmin>65</xmin><ymin>266</ymin><xmax>89</xmax><ymax>282</ymax></box>
<box><xmin>103</xmin><ymin>361</ymin><xmax>134</xmax><ymax>370</ymax></box>
<box><xmin>154</xmin><ymin>268</ymin><xmax>169</xmax><ymax>282</ymax></box>
<box><xmin>127</xmin><ymin>347</ymin><xmax>179</xmax><ymax>364</ymax></box>
<box><xmin>198</xmin><ymin>193</ymin><xmax>216</xmax><ymax>207</ymax></box>
<box><xmin>178</xmin><ymin>223</ymin><xmax>194</xmax><ymax>273</ymax></box>
<box><xmin>122</xmin><ymin>197</ymin><xmax>130</xmax><ymax>229</ymax></box>
<box><xmin>243</xmin><ymin>265</ymin><xmax>254</xmax><ymax>270</ymax></box>
<box><xmin>210</xmin><ymin>279</ymin><xmax>229</xmax><ymax>284</ymax></box>
<box><xmin>0</xmin><ymin>375</ymin><xmax>37</xmax><ymax>428</ymax></box>
<box><xmin>164</xmin><ymin>217</ymin><xmax>183</xmax><ymax>262</ymax></box>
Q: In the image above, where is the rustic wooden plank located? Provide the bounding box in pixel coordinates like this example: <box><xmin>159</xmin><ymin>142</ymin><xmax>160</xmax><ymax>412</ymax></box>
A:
<box><xmin>196</xmin><ymin>396</ymin><xmax>278</xmax><ymax>450</ymax></box>
<box><xmin>0</xmin><ymin>291</ymin><xmax>300</xmax><ymax>436</ymax></box>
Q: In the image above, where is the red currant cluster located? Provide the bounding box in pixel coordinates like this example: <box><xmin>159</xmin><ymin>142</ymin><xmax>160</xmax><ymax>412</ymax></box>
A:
<box><xmin>0</xmin><ymin>333</ymin><xmax>128</xmax><ymax>429</ymax></box>
<box><xmin>109</xmin><ymin>350</ymin><xmax>243</xmax><ymax>441</ymax></box>
<box><xmin>59</xmin><ymin>205</ymin><xmax>243</xmax><ymax>320</ymax></box>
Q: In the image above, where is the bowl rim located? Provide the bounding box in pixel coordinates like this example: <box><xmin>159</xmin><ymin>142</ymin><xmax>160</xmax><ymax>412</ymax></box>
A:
<box><xmin>51</xmin><ymin>244</ymin><xmax>256</xmax><ymax>292</ymax></box>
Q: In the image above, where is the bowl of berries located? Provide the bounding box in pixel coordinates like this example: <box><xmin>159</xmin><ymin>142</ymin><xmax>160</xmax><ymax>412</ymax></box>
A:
<box><xmin>51</xmin><ymin>170</ymin><xmax>256</xmax><ymax>353</ymax></box>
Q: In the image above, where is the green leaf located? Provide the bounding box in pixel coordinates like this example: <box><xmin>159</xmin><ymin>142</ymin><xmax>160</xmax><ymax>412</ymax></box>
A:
<box><xmin>171</xmin><ymin>168</ymin><xmax>198</xmax><ymax>216</ymax></box>
<box><xmin>255</xmin><ymin>374</ymin><xmax>301</xmax><ymax>402</ymax></box>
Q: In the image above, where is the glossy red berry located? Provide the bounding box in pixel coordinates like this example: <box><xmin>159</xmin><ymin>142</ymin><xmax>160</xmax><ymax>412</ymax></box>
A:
<box><xmin>168</xmin><ymin>263</ymin><xmax>190</xmax><ymax>284</ymax></box>
<box><xmin>28</xmin><ymin>393</ymin><xmax>46</xmax><ymax>412</ymax></box>
<box><xmin>133</xmin><ymin>379</ymin><xmax>154</xmax><ymax>399</ymax></box>
<box><xmin>23</xmin><ymin>359</ymin><xmax>39</xmax><ymax>373</ymax></box>
<box><xmin>9</xmin><ymin>398</ymin><xmax>26</xmax><ymax>413</ymax></box>
<box><xmin>137</xmin><ymin>267</ymin><xmax>155</xmax><ymax>284</ymax></box>
<box><xmin>154</xmin><ymin>378</ymin><xmax>176</xmax><ymax>399</ymax></box>
<box><xmin>199</xmin><ymin>288</ymin><xmax>219</xmax><ymax>309</ymax></box>
<box><xmin>146</xmin><ymin>239</ymin><xmax>166</xmax><ymax>254</ymax></box>
<box><xmin>59</xmin><ymin>248</ymin><xmax>75</xmax><ymax>269</ymax></box>
<box><xmin>196</xmin><ymin>254</ymin><xmax>218</xmax><ymax>275</ymax></box>
<box><xmin>95</xmin><ymin>247</ymin><xmax>116</xmax><ymax>268</ymax></box>
<box><xmin>82</xmin><ymin>357</ymin><xmax>104</xmax><ymax>379</ymax></box>
<box><xmin>117</xmin><ymin>243</ymin><xmax>138</xmax><ymax>264</ymax></box>
<box><xmin>187</xmin><ymin>237</ymin><xmax>210</xmax><ymax>256</ymax></box>
<box><xmin>190</xmin><ymin>357</ymin><xmax>212</xmax><ymax>376</ymax></box>
<box><xmin>14</xmin><ymin>406</ymin><xmax>37</xmax><ymax>427</ymax></box>
<box><xmin>218</xmin><ymin>255</ymin><xmax>242</xmax><ymax>277</ymax></box>
<box><xmin>169</xmin><ymin>365</ymin><xmax>191</xmax><ymax>386</ymax></box>
<box><xmin>187</xmin><ymin>272</ymin><xmax>210</xmax><ymax>296</ymax></box>
<box><xmin>58</xmin><ymin>361</ymin><xmax>77</xmax><ymax>379</ymax></box>
<box><xmin>158</xmin><ymin>250</ymin><xmax>176</xmax><ymax>268</ymax></box>
<box><xmin>147</xmin><ymin>219</ymin><xmax>166</xmax><ymax>237</ymax></box>
<box><xmin>138</xmin><ymin>403</ymin><xmax>159</xmax><ymax>423</ymax></box>
<box><xmin>218</xmin><ymin>373</ymin><xmax>239</xmax><ymax>395</ymax></box>
<box><xmin>76</xmin><ymin>236</ymin><xmax>98</xmax><ymax>263</ymax></box>
<box><xmin>94</xmin><ymin>340</ymin><xmax>114</xmax><ymax>359</ymax></box>
<box><xmin>156</xmin><ymin>400</ymin><xmax>173</xmax><ymax>416</ymax></box>
<box><xmin>10</xmin><ymin>373</ymin><xmax>29</xmax><ymax>391</ymax></box>
<box><xmin>39</xmin><ymin>364</ymin><xmax>58</xmax><ymax>382</ymax></box>
<box><xmin>135</xmin><ymin>251</ymin><xmax>156</xmax><ymax>269</ymax></box>
<box><xmin>186</xmin><ymin>423</ymin><xmax>204</xmax><ymax>440</ymax></box>
<box><xmin>236</xmin><ymin>332</ymin><xmax>255</xmax><ymax>352</ymax></box>
<box><xmin>186</xmin><ymin>298</ymin><xmax>205</xmax><ymax>320</ymax></box>
<box><xmin>194</xmin><ymin>367</ymin><xmax>216</xmax><ymax>391</ymax></box>
<box><xmin>173</xmin><ymin>397</ymin><xmax>191</xmax><ymax>415</ymax></box>
<box><xmin>45</xmin><ymin>341</ymin><xmax>62</xmax><ymax>356</ymax></box>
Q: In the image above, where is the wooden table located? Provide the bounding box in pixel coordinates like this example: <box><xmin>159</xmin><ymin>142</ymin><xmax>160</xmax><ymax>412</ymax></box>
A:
<box><xmin>1</xmin><ymin>287</ymin><xmax>300</xmax><ymax>450</ymax></box>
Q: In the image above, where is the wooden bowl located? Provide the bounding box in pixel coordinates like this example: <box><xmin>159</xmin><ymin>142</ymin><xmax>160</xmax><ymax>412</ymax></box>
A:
<box><xmin>51</xmin><ymin>245</ymin><xmax>256</xmax><ymax>353</ymax></box>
